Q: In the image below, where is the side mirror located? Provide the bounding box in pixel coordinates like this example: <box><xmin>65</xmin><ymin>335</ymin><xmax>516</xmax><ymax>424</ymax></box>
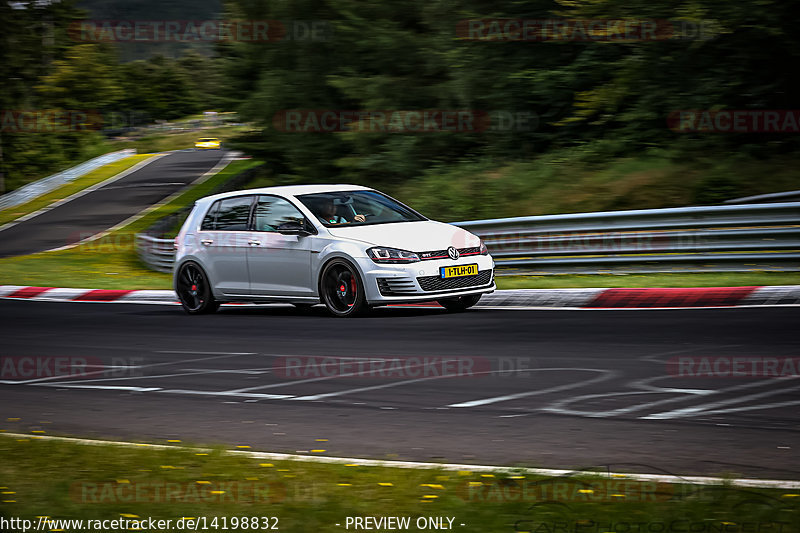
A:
<box><xmin>276</xmin><ymin>220</ymin><xmax>312</xmax><ymax>235</ymax></box>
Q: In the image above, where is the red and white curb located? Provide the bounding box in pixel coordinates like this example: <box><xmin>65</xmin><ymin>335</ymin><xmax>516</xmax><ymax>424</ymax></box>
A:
<box><xmin>1</xmin><ymin>285</ymin><xmax>799</xmax><ymax>308</ymax></box>
<box><xmin>0</xmin><ymin>285</ymin><xmax>177</xmax><ymax>304</ymax></box>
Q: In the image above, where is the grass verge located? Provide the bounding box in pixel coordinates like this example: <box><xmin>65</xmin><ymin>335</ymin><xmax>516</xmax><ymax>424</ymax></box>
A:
<box><xmin>0</xmin><ymin>155</ymin><xmax>154</xmax><ymax>227</ymax></box>
<box><xmin>0</xmin><ymin>436</ymin><xmax>797</xmax><ymax>533</ymax></box>
<box><xmin>0</xmin><ymin>159</ymin><xmax>261</xmax><ymax>290</ymax></box>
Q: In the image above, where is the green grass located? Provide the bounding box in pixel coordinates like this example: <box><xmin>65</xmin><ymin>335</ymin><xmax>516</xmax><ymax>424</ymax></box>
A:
<box><xmin>0</xmin><ymin>155</ymin><xmax>154</xmax><ymax>227</ymax></box>
<box><xmin>0</xmin><ymin>159</ymin><xmax>261</xmax><ymax>290</ymax></box>
<box><xmin>0</xmin><ymin>436</ymin><xmax>797</xmax><ymax>533</ymax></box>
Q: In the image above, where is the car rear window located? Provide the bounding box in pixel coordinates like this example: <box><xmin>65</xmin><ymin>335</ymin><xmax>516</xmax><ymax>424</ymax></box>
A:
<box><xmin>201</xmin><ymin>196</ymin><xmax>253</xmax><ymax>231</ymax></box>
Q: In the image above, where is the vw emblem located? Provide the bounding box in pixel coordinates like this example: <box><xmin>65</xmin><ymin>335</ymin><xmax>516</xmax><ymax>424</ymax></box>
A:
<box><xmin>447</xmin><ymin>246</ymin><xmax>460</xmax><ymax>260</ymax></box>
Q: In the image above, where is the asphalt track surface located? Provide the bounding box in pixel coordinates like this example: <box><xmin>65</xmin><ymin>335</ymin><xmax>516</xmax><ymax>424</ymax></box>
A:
<box><xmin>1</xmin><ymin>299</ymin><xmax>798</xmax><ymax>479</ymax></box>
<box><xmin>0</xmin><ymin>149</ymin><xmax>226</xmax><ymax>258</ymax></box>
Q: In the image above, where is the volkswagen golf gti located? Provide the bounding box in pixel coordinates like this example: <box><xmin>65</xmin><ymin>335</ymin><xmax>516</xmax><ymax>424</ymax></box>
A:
<box><xmin>173</xmin><ymin>185</ymin><xmax>495</xmax><ymax>317</ymax></box>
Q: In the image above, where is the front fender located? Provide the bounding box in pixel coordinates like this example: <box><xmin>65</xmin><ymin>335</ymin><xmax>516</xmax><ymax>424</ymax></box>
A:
<box><xmin>313</xmin><ymin>241</ymin><xmax>369</xmax><ymax>291</ymax></box>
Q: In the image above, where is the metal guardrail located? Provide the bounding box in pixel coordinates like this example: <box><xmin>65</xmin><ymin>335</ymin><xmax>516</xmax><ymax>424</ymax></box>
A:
<box><xmin>0</xmin><ymin>149</ymin><xmax>135</xmax><ymax>211</ymax></box>
<box><xmin>724</xmin><ymin>190</ymin><xmax>800</xmax><ymax>204</ymax></box>
<box><xmin>136</xmin><ymin>201</ymin><xmax>800</xmax><ymax>274</ymax></box>
<box><xmin>455</xmin><ymin>202</ymin><xmax>800</xmax><ymax>273</ymax></box>
<box><xmin>135</xmin><ymin>234</ymin><xmax>176</xmax><ymax>273</ymax></box>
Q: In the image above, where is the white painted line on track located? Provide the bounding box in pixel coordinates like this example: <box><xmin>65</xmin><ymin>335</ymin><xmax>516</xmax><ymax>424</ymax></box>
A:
<box><xmin>699</xmin><ymin>398</ymin><xmax>800</xmax><ymax>415</ymax></box>
<box><xmin>0</xmin><ymin>154</ymin><xmax>163</xmax><ymax>234</ymax></box>
<box><xmin>157</xmin><ymin>351</ymin><xmax>258</xmax><ymax>355</ymax></box>
<box><xmin>38</xmin><ymin>384</ymin><xmax>162</xmax><ymax>392</ymax></box>
<box><xmin>543</xmin><ymin>375</ymin><xmax>800</xmax><ymax>419</ymax></box>
<box><xmin>47</xmin><ymin>151</ymin><xmax>231</xmax><ymax>254</ymax></box>
<box><xmin>0</xmin><ymin>352</ymin><xmax>254</xmax><ymax>386</ymax></box>
<box><xmin>291</xmin><ymin>377</ymin><xmax>447</xmax><ymax>401</ymax></box>
<box><xmin>1</xmin><ymin>432</ymin><xmax>798</xmax><ymax>489</ymax></box>
<box><xmin>223</xmin><ymin>355</ymin><xmax>441</xmax><ymax>394</ymax></box>
<box><xmin>31</xmin><ymin>369</ymin><xmax>256</xmax><ymax>387</ymax></box>
<box><xmin>642</xmin><ymin>379</ymin><xmax>800</xmax><ymax>420</ymax></box>
<box><xmin>157</xmin><ymin>389</ymin><xmax>294</xmax><ymax>400</ymax></box>
<box><xmin>448</xmin><ymin>368</ymin><xmax>615</xmax><ymax>408</ymax></box>
<box><xmin>630</xmin><ymin>375</ymin><xmax>713</xmax><ymax>396</ymax></box>
<box><xmin>180</xmin><ymin>368</ymin><xmax>269</xmax><ymax>374</ymax></box>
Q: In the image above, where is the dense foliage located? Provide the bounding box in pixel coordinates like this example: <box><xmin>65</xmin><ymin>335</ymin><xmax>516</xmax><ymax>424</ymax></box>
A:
<box><xmin>2</xmin><ymin>0</ymin><xmax>799</xmax><ymax>208</ymax></box>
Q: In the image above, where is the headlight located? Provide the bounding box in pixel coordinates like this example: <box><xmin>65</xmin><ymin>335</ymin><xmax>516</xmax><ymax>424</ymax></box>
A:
<box><xmin>367</xmin><ymin>247</ymin><xmax>420</xmax><ymax>264</ymax></box>
<box><xmin>479</xmin><ymin>240</ymin><xmax>489</xmax><ymax>255</ymax></box>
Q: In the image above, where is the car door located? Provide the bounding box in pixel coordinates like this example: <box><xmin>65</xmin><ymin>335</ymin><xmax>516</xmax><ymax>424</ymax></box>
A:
<box><xmin>195</xmin><ymin>195</ymin><xmax>254</xmax><ymax>295</ymax></box>
<box><xmin>247</xmin><ymin>195</ymin><xmax>314</xmax><ymax>297</ymax></box>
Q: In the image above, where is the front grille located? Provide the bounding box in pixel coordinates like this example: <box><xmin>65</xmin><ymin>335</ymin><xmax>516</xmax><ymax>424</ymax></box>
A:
<box><xmin>418</xmin><ymin>246</ymin><xmax>482</xmax><ymax>260</ymax></box>
<box><xmin>417</xmin><ymin>269</ymin><xmax>493</xmax><ymax>292</ymax></box>
<box><xmin>377</xmin><ymin>277</ymin><xmax>418</xmax><ymax>296</ymax></box>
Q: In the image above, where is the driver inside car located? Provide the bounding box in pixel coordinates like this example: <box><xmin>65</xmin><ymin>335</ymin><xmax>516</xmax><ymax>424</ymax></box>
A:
<box><xmin>318</xmin><ymin>198</ymin><xmax>366</xmax><ymax>224</ymax></box>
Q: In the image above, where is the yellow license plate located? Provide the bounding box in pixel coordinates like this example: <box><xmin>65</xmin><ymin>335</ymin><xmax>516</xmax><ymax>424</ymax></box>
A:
<box><xmin>440</xmin><ymin>264</ymin><xmax>478</xmax><ymax>279</ymax></box>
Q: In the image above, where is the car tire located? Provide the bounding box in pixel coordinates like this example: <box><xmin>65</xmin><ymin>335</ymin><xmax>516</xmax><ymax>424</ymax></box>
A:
<box><xmin>176</xmin><ymin>261</ymin><xmax>220</xmax><ymax>314</ymax></box>
<box><xmin>319</xmin><ymin>258</ymin><xmax>368</xmax><ymax>317</ymax></box>
<box><xmin>437</xmin><ymin>294</ymin><xmax>482</xmax><ymax>312</ymax></box>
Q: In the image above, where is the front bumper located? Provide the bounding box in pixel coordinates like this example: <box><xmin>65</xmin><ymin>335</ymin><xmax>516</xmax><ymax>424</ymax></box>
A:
<box><xmin>356</xmin><ymin>255</ymin><xmax>496</xmax><ymax>304</ymax></box>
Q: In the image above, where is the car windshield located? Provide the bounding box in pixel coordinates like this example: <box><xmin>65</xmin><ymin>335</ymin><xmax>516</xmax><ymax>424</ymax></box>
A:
<box><xmin>297</xmin><ymin>190</ymin><xmax>426</xmax><ymax>227</ymax></box>
<box><xmin>199</xmin><ymin>138</ymin><xmax>217</xmax><ymax>142</ymax></box>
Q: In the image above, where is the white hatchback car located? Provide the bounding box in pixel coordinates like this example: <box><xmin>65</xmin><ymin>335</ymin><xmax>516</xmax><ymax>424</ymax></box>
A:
<box><xmin>173</xmin><ymin>185</ymin><xmax>495</xmax><ymax>317</ymax></box>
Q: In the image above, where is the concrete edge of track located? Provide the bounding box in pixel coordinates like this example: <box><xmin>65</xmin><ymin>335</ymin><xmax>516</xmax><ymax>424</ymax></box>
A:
<box><xmin>1</xmin><ymin>432</ymin><xmax>797</xmax><ymax>489</ymax></box>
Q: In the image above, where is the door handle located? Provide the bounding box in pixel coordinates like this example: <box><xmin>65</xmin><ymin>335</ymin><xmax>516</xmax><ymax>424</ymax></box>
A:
<box><xmin>201</xmin><ymin>239</ymin><xmax>213</xmax><ymax>246</ymax></box>
<box><xmin>248</xmin><ymin>240</ymin><xmax>261</xmax><ymax>246</ymax></box>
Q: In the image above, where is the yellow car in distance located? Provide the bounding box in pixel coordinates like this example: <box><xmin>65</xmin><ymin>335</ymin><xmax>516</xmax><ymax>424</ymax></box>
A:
<box><xmin>194</xmin><ymin>138</ymin><xmax>221</xmax><ymax>150</ymax></box>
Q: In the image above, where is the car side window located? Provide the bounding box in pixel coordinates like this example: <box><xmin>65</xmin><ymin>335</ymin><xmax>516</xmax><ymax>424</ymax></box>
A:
<box><xmin>253</xmin><ymin>195</ymin><xmax>305</xmax><ymax>232</ymax></box>
<box><xmin>211</xmin><ymin>196</ymin><xmax>253</xmax><ymax>231</ymax></box>
<box><xmin>200</xmin><ymin>201</ymin><xmax>219</xmax><ymax>230</ymax></box>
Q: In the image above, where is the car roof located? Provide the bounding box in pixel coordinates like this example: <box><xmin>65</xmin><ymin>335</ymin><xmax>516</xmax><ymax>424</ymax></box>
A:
<box><xmin>197</xmin><ymin>184</ymin><xmax>373</xmax><ymax>204</ymax></box>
